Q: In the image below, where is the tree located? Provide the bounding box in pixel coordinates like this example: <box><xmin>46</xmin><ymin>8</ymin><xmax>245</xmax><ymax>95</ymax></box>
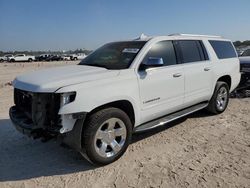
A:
<box><xmin>233</xmin><ymin>41</ymin><xmax>242</xmax><ymax>47</ymax></box>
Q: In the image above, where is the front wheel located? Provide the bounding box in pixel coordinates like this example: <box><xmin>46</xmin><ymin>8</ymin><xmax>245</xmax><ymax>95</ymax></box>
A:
<box><xmin>82</xmin><ymin>108</ymin><xmax>132</xmax><ymax>165</ymax></box>
<box><xmin>207</xmin><ymin>81</ymin><xmax>229</xmax><ymax>114</ymax></box>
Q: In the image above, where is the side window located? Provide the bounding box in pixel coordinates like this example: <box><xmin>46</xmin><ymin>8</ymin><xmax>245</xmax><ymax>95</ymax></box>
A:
<box><xmin>178</xmin><ymin>40</ymin><xmax>207</xmax><ymax>63</ymax></box>
<box><xmin>143</xmin><ymin>41</ymin><xmax>177</xmax><ymax>66</ymax></box>
<box><xmin>209</xmin><ymin>40</ymin><xmax>237</xmax><ymax>59</ymax></box>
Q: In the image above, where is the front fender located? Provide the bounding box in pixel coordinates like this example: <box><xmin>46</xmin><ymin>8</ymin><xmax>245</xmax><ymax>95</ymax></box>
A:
<box><xmin>56</xmin><ymin>70</ymin><xmax>141</xmax><ymax>126</ymax></box>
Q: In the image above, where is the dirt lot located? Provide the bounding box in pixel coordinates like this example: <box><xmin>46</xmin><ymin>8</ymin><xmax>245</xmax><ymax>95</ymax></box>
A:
<box><xmin>0</xmin><ymin>61</ymin><xmax>249</xmax><ymax>188</ymax></box>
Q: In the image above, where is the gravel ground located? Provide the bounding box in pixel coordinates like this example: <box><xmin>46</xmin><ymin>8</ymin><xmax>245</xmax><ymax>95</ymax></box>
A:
<box><xmin>0</xmin><ymin>61</ymin><xmax>249</xmax><ymax>188</ymax></box>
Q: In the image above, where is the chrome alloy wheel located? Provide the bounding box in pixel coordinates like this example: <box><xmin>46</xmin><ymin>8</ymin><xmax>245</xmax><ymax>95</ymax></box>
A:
<box><xmin>216</xmin><ymin>86</ymin><xmax>228</xmax><ymax>111</ymax></box>
<box><xmin>94</xmin><ymin>118</ymin><xmax>127</xmax><ymax>158</ymax></box>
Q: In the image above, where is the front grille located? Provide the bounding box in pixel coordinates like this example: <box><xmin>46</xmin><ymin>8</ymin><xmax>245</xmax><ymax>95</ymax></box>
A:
<box><xmin>14</xmin><ymin>89</ymin><xmax>33</xmax><ymax>118</ymax></box>
<box><xmin>13</xmin><ymin>88</ymin><xmax>62</xmax><ymax>132</ymax></box>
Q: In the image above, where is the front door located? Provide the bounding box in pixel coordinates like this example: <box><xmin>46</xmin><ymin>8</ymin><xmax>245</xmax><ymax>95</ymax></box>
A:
<box><xmin>137</xmin><ymin>40</ymin><xmax>185</xmax><ymax>123</ymax></box>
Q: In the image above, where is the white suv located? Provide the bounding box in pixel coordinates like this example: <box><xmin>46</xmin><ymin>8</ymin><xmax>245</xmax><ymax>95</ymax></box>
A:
<box><xmin>10</xmin><ymin>34</ymin><xmax>241</xmax><ymax>165</ymax></box>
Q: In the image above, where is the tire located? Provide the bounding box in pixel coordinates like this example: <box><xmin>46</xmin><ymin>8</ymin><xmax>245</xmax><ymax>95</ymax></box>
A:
<box><xmin>10</xmin><ymin>59</ymin><xmax>15</xmax><ymax>62</ymax></box>
<box><xmin>207</xmin><ymin>81</ymin><xmax>229</xmax><ymax>114</ymax></box>
<box><xmin>74</xmin><ymin>57</ymin><xmax>77</xmax><ymax>60</ymax></box>
<box><xmin>28</xmin><ymin>58</ymin><xmax>32</xmax><ymax>62</ymax></box>
<box><xmin>82</xmin><ymin>107</ymin><xmax>132</xmax><ymax>165</ymax></box>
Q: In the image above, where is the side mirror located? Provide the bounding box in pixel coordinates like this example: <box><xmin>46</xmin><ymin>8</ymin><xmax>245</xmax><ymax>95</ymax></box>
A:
<box><xmin>140</xmin><ymin>57</ymin><xmax>164</xmax><ymax>70</ymax></box>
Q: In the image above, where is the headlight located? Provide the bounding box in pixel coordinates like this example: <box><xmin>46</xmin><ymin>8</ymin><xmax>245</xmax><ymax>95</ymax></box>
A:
<box><xmin>60</xmin><ymin>92</ymin><xmax>76</xmax><ymax>106</ymax></box>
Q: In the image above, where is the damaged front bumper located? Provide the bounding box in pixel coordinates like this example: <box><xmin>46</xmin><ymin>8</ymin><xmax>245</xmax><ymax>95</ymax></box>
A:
<box><xmin>9</xmin><ymin>106</ymin><xmax>87</xmax><ymax>152</ymax></box>
<box><xmin>9</xmin><ymin>88</ymin><xmax>87</xmax><ymax>152</ymax></box>
<box><xmin>9</xmin><ymin>106</ymin><xmax>37</xmax><ymax>137</ymax></box>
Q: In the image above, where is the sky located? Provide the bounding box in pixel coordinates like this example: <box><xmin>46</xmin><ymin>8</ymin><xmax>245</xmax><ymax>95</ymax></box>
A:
<box><xmin>0</xmin><ymin>0</ymin><xmax>250</xmax><ymax>51</ymax></box>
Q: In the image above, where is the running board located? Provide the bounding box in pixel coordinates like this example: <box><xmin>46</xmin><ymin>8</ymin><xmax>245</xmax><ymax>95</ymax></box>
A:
<box><xmin>134</xmin><ymin>102</ymin><xmax>208</xmax><ymax>133</ymax></box>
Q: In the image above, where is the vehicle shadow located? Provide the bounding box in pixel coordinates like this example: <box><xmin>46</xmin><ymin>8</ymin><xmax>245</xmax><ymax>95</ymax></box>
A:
<box><xmin>0</xmin><ymin>110</ymin><xmax>211</xmax><ymax>182</ymax></box>
<box><xmin>0</xmin><ymin>118</ymin><xmax>95</xmax><ymax>182</ymax></box>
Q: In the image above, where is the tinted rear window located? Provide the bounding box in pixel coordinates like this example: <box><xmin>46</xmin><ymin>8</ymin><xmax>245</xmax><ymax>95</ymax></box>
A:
<box><xmin>178</xmin><ymin>40</ymin><xmax>208</xmax><ymax>63</ymax></box>
<box><xmin>209</xmin><ymin>40</ymin><xmax>237</xmax><ymax>59</ymax></box>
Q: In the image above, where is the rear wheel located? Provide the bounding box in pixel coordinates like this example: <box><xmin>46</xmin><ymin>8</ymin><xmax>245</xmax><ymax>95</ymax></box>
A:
<box><xmin>207</xmin><ymin>81</ymin><xmax>229</xmax><ymax>114</ymax></box>
<box><xmin>82</xmin><ymin>108</ymin><xmax>132</xmax><ymax>165</ymax></box>
<box><xmin>28</xmin><ymin>58</ymin><xmax>32</xmax><ymax>62</ymax></box>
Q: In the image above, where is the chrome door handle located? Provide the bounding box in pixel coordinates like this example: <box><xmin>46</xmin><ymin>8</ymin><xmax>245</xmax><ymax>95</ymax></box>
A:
<box><xmin>173</xmin><ymin>73</ymin><xmax>182</xmax><ymax>78</ymax></box>
<box><xmin>204</xmin><ymin>67</ymin><xmax>211</xmax><ymax>71</ymax></box>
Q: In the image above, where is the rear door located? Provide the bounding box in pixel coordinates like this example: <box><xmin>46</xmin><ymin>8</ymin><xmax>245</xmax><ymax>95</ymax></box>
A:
<box><xmin>175</xmin><ymin>40</ymin><xmax>213</xmax><ymax>105</ymax></box>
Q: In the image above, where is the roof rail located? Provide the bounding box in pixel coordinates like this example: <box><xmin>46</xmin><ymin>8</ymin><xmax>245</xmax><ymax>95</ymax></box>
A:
<box><xmin>168</xmin><ymin>33</ymin><xmax>222</xmax><ymax>38</ymax></box>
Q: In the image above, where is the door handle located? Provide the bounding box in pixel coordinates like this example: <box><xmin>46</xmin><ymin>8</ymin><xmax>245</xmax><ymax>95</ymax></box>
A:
<box><xmin>204</xmin><ymin>67</ymin><xmax>211</xmax><ymax>71</ymax></box>
<box><xmin>173</xmin><ymin>73</ymin><xmax>182</xmax><ymax>78</ymax></box>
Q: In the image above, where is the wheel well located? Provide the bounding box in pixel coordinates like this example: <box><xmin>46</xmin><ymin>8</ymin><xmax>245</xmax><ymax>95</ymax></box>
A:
<box><xmin>88</xmin><ymin>100</ymin><xmax>135</xmax><ymax>127</ymax></box>
<box><xmin>217</xmin><ymin>75</ymin><xmax>231</xmax><ymax>90</ymax></box>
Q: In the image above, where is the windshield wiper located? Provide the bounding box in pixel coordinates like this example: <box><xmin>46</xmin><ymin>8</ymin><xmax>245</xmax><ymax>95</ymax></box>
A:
<box><xmin>82</xmin><ymin>63</ymin><xmax>108</xmax><ymax>69</ymax></box>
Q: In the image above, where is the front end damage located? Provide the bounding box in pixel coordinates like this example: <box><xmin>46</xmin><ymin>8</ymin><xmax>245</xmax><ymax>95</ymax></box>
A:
<box><xmin>9</xmin><ymin>88</ymin><xmax>86</xmax><ymax>150</ymax></box>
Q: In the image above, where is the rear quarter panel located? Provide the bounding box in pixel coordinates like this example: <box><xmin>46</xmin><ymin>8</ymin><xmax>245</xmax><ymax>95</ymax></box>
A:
<box><xmin>203</xmin><ymin>39</ymin><xmax>241</xmax><ymax>93</ymax></box>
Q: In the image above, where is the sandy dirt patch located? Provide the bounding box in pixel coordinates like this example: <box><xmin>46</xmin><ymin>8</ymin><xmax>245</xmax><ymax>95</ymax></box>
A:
<box><xmin>0</xmin><ymin>61</ymin><xmax>249</xmax><ymax>188</ymax></box>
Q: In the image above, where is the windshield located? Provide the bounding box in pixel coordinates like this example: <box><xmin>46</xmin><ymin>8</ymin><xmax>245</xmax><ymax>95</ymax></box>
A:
<box><xmin>79</xmin><ymin>41</ymin><xmax>146</xmax><ymax>70</ymax></box>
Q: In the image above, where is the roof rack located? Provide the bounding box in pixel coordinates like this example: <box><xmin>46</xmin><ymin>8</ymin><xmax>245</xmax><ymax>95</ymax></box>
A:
<box><xmin>168</xmin><ymin>33</ymin><xmax>222</xmax><ymax>38</ymax></box>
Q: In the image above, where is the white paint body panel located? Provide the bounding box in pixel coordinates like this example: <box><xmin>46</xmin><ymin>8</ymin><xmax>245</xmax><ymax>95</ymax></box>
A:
<box><xmin>137</xmin><ymin>65</ymin><xmax>184</xmax><ymax>124</ymax></box>
<box><xmin>13</xmin><ymin>35</ymin><xmax>241</xmax><ymax>132</ymax></box>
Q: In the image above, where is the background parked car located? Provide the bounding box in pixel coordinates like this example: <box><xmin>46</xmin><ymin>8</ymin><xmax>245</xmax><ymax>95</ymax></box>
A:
<box><xmin>35</xmin><ymin>54</ymin><xmax>52</xmax><ymax>61</ymax></box>
<box><xmin>9</xmin><ymin>54</ymin><xmax>35</xmax><ymax>62</ymax></box>
<box><xmin>62</xmin><ymin>54</ymin><xmax>71</xmax><ymax>61</ymax></box>
<box><xmin>70</xmin><ymin>53</ymin><xmax>87</xmax><ymax>60</ymax></box>
<box><xmin>0</xmin><ymin>54</ymin><xmax>13</xmax><ymax>62</ymax></box>
<box><xmin>231</xmin><ymin>56</ymin><xmax>250</xmax><ymax>97</ymax></box>
<box><xmin>47</xmin><ymin>55</ymin><xmax>63</xmax><ymax>61</ymax></box>
<box><xmin>241</xmin><ymin>49</ymin><xmax>250</xmax><ymax>57</ymax></box>
<box><xmin>0</xmin><ymin>56</ymin><xmax>4</xmax><ymax>62</ymax></box>
<box><xmin>0</xmin><ymin>56</ymin><xmax>6</xmax><ymax>62</ymax></box>
<box><xmin>239</xmin><ymin>57</ymin><xmax>250</xmax><ymax>86</ymax></box>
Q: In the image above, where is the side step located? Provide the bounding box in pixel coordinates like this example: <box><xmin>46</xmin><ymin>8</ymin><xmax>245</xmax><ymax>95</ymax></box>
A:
<box><xmin>134</xmin><ymin>102</ymin><xmax>208</xmax><ymax>133</ymax></box>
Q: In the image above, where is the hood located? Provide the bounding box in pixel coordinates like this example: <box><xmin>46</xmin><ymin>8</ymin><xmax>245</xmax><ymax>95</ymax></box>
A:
<box><xmin>13</xmin><ymin>65</ymin><xmax>120</xmax><ymax>92</ymax></box>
